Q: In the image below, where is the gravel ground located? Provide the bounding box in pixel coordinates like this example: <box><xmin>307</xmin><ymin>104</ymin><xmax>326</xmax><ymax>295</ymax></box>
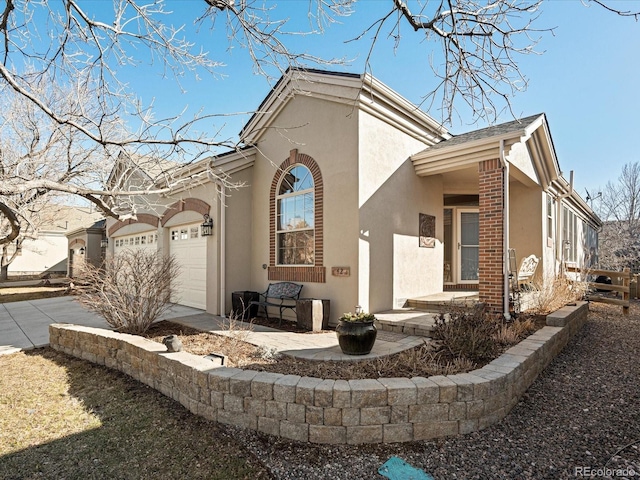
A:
<box><xmin>225</xmin><ymin>301</ymin><xmax>640</xmax><ymax>480</ymax></box>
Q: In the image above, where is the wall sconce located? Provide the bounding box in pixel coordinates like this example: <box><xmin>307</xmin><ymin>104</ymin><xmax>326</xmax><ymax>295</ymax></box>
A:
<box><xmin>79</xmin><ymin>247</ymin><xmax>86</xmax><ymax>255</ymax></box>
<box><xmin>201</xmin><ymin>214</ymin><xmax>214</xmax><ymax>236</ymax></box>
<box><xmin>100</xmin><ymin>239</ymin><xmax>109</xmax><ymax>248</ymax></box>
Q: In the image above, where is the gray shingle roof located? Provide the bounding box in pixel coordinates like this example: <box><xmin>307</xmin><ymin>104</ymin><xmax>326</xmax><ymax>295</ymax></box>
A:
<box><xmin>427</xmin><ymin>114</ymin><xmax>544</xmax><ymax>151</ymax></box>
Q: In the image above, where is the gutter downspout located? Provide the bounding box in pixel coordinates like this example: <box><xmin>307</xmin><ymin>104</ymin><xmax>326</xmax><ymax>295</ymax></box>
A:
<box><xmin>499</xmin><ymin>140</ymin><xmax>511</xmax><ymax>321</ymax></box>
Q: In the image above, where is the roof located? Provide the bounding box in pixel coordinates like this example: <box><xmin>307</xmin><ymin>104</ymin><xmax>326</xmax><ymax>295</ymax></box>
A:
<box><xmin>240</xmin><ymin>67</ymin><xmax>451</xmax><ymax>146</ymax></box>
<box><xmin>39</xmin><ymin>205</ymin><xmax>104</xmax><ymax>233</ymax></box>
<box><xmin>426</xmin><ymin>114</ymin><xmax>544</xmax><ymax>151</ymax></box>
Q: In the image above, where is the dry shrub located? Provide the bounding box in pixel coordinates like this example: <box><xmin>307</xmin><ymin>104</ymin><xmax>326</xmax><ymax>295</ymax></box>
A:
<box><xmin>76</xmin><ymin>250</ymin><xmax>180</xmax><ymax>334</ymax></box>
<box><xmin>433</xmin><ymin>305</ymin><xmax>540</xmax><ymax>363</ymax></box>
<box><xmin>433</xmin><ymin>304</ymin><xmax>501</xmax><ymax>363</ymax></box>
<box><xmin>493</xmin><ymin>317</ymin><xmax>536</xmax><ymax>346</ymax></box>
<box><xmin>529</xmin><ymin>273</ymin><xmax>588</xmax><ymax>314</ymax></box>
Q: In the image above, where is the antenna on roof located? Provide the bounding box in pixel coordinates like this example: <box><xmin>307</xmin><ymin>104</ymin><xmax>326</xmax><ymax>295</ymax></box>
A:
<box><xmin>585</xmin><ymin>188</ymin><xmax>602</xmax><ymax>204</ymax></box>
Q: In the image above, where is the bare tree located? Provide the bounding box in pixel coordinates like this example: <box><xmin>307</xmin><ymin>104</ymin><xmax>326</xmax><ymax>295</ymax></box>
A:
<box><xmin>1</xmin><ymin>0</ymin><xmax>637</xmax><ymax>249</ymax></box>
<box><xmin>595</xmin><ymin>162</ymin><xmax>640</xmax><ymax>271</ymax></box>
<box><xmin>75</xmin><ymin>250</ymin><xmax>180</xmax><ymax>334</ymax></box>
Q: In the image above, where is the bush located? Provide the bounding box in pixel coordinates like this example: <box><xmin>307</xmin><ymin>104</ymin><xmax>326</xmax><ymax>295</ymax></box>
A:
<box><xmin>433</xmin><ymin>305</ymin><xmax>501</xmax><ymax>363</ymax></box>
<box><xmin>76</xmin><ymin>250</ymin><xmax>180</xmax><ymax>334</ymax></box>
<box><xmin>433</xmin><ymin>304</ymin><xmax>538</xmax><ymax>363</ymax></box>
<box><xmin>529</xmin><ymin>273</ymin><xmax>588</xmax><ymax>314</ymax></box>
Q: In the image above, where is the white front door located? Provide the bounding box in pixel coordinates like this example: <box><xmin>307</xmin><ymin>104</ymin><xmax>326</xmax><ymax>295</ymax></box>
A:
<box><xmin>169</xmin><ymin>223</ymin><xmax>207</xmax><ymax>310</ymax></box>
<box><xmin>457</xmin><ymin>209</ymin><xmax>479</xmax><ymax>284</ymax></box>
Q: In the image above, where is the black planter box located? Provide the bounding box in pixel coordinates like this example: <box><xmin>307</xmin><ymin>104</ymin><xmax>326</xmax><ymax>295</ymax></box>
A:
<box><xmin>231</xmin><ymin>291</ymin><xmax>259</xmax><ymax>320</ymax></box>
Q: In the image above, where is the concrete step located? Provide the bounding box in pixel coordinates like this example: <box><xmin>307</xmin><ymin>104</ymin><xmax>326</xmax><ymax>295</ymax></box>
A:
<box><xmin>405</xmin><ymin>292</ymin><xmax>480</xmax><ymax>312</ymax></box>
<box><xmin>374</xmin><ymin>310</ymin><xmax>437</xmax><ymax>337</ymax></box>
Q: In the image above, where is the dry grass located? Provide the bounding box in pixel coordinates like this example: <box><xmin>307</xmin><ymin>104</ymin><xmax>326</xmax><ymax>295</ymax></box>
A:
<box><xmin>0</xmin><ymin>348</ymin><xmax>270</xmax><ymax>479</ymax></box>
<box><xmin>0</xmin><ymin>285</ymin><xmax>69</xmax><ymax>303</ymax></box>
<box><xmin>529</xmin><ymin>274</ymin><xmax>588</xmax><ymax>314</ymax></box>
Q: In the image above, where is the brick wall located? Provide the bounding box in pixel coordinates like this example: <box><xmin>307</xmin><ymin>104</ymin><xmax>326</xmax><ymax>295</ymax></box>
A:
<box><xmin>478</xmin><ymin>159</ymin><xmax>504</xmax><ymax>312</ymax></box>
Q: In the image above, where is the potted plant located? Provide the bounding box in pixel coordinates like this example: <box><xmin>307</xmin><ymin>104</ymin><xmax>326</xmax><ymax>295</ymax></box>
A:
<box><xmin>335</xmin><ymin>306</ymin><xmax>377</xmax><ymax>355</ymax></box>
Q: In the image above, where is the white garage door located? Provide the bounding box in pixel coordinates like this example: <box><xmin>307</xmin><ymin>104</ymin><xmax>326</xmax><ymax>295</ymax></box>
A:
<box><xmin>113</xmin><ymin>231</ymin><xmax>158</xmax><ymax>254</ymax></box>
<box><xmin>169</xmin><ymin>223</ymin><xmax>207</xmax><ymax>310</ymax></box>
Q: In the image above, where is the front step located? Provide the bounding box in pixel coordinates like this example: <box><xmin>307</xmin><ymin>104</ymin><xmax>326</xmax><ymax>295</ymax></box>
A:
<box><xmin>405</xmin><ymin>292</ymin><xmax>480</xmax><ymax>312</ymax></box>
<box><xmin>374</xmin><ymin>310</ymin><xmax>437</xmax><ymax>337</ymax></box>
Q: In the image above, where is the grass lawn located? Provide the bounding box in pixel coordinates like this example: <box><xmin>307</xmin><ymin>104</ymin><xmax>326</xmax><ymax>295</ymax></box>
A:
<box><xmin>0</xmin><ymin>348</ymin><xmax>271</xmax><ymax>479</ymax></box>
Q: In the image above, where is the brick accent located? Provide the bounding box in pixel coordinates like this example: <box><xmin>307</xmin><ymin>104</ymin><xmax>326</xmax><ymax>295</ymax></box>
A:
<box><xmin>161</xmin><ymin>198</ymin><xmax>210</xmax><ymax>226</ymax></box>
<box><xmin>108</xmin><ymin>213</ymin><xmax>160</xmax><ymax>237</ymax></box>
<box><xmin>478</xmin><ymin>159</ymin><xmax>504</xmax><ymax>312</ymax></box>
<box><xmin>269</xmin><ymin>149</ymin><xmax>325</xmax><ymax>283</ymax></box>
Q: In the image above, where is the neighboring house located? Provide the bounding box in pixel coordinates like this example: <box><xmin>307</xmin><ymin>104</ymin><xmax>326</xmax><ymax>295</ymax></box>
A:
<box><xmin>105</xmin><ymin>68</ymin><xmax>601</xmax><ymax>321</ymax></box>
<box><xmin>66</xmin><ymin>219</ymin><xmax>107</xmax><ymax>277</ymax></box>
<box><xmin>7</xmin><ymin>205</ymin><xmax>104</xmax><ymax>278</ymax></box>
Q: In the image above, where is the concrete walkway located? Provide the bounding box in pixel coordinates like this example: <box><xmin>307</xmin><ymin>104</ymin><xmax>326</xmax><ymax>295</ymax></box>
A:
<box><xmin>0</xmin><ymin>296</ymin><xmax>427</xmax><ymax>361</ymax></box>
<box><xmin>0</xmin><ymin>296</ymin><xmax>201</xmax><ymax>356</ymax></box>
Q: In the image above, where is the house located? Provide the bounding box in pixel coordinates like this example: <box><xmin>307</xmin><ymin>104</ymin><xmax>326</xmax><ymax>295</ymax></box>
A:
<box><xmin>105</xmin><ymin>68</ymin><xmax>601</xmax><ymax>322</ymax></box>
<box><xmin>6</xmin><ymin>205</ymin><xmax>104</xmax><ymax>279</ymax></box>
<box><xmin>66</xmin><ymin>219</ymin><xmax>107</xmax><ymax>277</ymax></box>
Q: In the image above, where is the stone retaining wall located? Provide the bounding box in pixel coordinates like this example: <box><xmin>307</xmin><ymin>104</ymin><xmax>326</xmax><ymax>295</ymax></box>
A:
<box><xmin>48</xmin><ymin>301</ymin><xmax>588</xmax><ymax>444</ymax></box>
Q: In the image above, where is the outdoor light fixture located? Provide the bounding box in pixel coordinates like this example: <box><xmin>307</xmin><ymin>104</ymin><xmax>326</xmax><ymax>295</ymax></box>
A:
<box><xmin>79</xmin><ymin>247</ymin><xmax>85</xmax><ymax>255</ymax></box>
<box><xmin>201</xmin><ymin>214</ymin><xmax>214</xmax><ymax>236</ymax></box>
<box><xmin>100</xmin><ymin>238</ymin><xmax>109</xmax><ymax>248</ymax></box>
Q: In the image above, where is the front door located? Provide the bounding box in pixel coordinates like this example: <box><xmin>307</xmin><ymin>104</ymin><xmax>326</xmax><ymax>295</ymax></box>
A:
<box><xmin>457</xmin><ymin>209</ymin><xmax>479</xmax><ymax>284</ymax></box>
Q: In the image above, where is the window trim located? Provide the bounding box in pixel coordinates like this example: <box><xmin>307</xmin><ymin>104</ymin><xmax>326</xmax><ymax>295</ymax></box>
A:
<box><xmin>268</xmin><ymin>149</ymin><xmax>326</xmax><ymax>283</ymax></box>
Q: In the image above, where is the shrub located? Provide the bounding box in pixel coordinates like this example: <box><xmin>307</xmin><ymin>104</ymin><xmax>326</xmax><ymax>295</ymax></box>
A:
<box><xmin>433</xmin><ymin>304</ymin><xmax>539</xmax><ymax>363</ymax></box>
<box><xmin>433</xmin><ymin>304</ymin><xmax>501</xmax><ymax>363</ymax></box>
<box><xmin>529</xmin><ymin>273</ymin><xmax>588</xmax><ymax>314</ymax></box>
<box><xmin>76</xmin><ymin>250</ymin><xmax>180</xmax><ymax>334</ymax></box>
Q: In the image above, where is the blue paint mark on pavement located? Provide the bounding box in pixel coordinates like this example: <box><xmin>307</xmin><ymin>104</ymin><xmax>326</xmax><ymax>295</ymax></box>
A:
<box><xmin>378</xmin><ymin>456</ymin><xmax>434</xmax><ymax>480</ymax></box>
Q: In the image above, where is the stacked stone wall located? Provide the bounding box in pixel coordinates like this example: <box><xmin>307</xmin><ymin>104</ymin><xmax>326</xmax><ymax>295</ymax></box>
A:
<box><xmin>49</xmin><ymin>301</ymin><xmax>588</xmax><ymax>444</ymax></box>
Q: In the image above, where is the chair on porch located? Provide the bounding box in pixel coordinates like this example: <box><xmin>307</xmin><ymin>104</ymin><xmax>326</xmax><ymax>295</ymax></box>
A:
<box><xmin>517</xmin><ymin>254</ymin><xmax>540</xmax><ymax>291</ymax></box>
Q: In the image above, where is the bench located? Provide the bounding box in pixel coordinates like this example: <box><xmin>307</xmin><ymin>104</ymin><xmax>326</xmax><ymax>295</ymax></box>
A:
<box><xmin>249</xmin><ymin>282</ymin><xmax>303</xmax><ymax>325</ymax></box>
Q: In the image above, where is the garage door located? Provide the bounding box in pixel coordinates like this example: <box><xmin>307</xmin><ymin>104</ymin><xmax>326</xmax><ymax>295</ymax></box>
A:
<box><xmin>169</xmin><ymin>223</ymin><xmax>207</xmax><ymax>310</ymax></box>
<box><xmin>113</xmin><ymin>231</ymin><xmax>158</xmax><ymax>254</ymax></box>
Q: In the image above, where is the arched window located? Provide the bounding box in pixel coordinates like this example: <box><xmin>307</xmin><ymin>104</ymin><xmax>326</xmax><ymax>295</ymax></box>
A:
<box><xmin>276</xmin><ymin>165</ymin><xmax>314</xmax><ymax>265</ymax></box>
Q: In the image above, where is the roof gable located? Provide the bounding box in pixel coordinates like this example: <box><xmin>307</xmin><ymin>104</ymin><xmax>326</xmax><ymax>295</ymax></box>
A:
<box><xmin>240</xmin><ymin>68</ymin><xmax>451</xmax><ymax>146</ymax></box>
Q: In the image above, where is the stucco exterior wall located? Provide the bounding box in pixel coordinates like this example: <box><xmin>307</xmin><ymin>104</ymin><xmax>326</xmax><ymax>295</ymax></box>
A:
<box><xmin>248</xmin><ymin>94</ymin><xmax>360</xmax><ymax>323</ymax></box>
<box><xmin>224</xmin><ymin>167</ymin><xmax>255</xmax><ymax>312</ymax></box>
<box><xmin>509</xmin><ymin>182</ymin><xmax>544</xmax><ymax>282</ymax></box>
<box><xmin>357</xmin><ymin>110</ymin><xmax>442</xmax><ymax>312</ymax></box>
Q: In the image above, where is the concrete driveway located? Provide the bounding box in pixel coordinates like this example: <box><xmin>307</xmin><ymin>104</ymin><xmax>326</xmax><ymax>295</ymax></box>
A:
<box><xmin>0</xmin><ymin>296</ymin><xmax>203</xmax><ymax>356</ymax></box>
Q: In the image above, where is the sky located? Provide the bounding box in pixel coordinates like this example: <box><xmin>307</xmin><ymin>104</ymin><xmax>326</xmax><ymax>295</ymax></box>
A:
<box><xmin>116</xmin><ymin>0</ymin><xmax>640</xmax><ymax>201</ymax></box>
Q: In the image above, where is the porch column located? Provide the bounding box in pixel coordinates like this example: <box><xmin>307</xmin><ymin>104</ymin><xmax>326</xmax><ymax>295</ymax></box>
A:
<box><xmin>478</xmin><ymin>159</ymin><xmax>504</xmax><ymax>312</ymax></box>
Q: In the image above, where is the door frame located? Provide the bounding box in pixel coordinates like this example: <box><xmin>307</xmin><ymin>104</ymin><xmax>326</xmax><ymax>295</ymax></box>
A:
<box><xmin>456</xmin><ymin>208</ymin><xmax>480</xmax><ymax>285</ymax></box>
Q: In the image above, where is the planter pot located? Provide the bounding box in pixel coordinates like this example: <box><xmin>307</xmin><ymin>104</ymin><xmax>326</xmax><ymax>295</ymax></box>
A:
<box><xmin>335</xmin><ymin>319</ymin><xmax>377</xmax><ymax>355</ymax></box>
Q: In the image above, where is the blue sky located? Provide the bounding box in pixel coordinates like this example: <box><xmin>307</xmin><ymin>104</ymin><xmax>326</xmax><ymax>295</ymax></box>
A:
<box><xmin>121</xmin><ymin>0</ymin><xmax>639</xmax><ymax>199</ymax></box>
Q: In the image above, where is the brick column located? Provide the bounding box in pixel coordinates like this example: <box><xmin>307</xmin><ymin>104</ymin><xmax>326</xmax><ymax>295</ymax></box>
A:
<box><xmin>478</xmin><ymin>159</ymin><xmax>504</xmax><ymax>312</ymax></box>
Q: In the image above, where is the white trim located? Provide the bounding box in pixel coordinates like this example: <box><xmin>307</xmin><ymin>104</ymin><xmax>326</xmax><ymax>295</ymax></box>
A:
<box><xmin>457</xmin><ymin>209</ymin><xmax>480</xmax><ymax>285</ymax></box>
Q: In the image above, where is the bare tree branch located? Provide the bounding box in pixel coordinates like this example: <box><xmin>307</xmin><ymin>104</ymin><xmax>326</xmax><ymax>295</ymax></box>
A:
<box><xmin>590</xmin><ymin>0</ymin><xmax>640</xmax><ymax>19</ymax></box>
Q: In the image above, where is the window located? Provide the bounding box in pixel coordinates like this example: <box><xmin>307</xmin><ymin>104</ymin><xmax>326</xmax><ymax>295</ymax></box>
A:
<box><xmin>140</xmin><ymin>235</ymin><xmax>146</xmax><ymax>245</ymax></box>
<box><xmin>562</xmin><ymin>206</ymin><xmax>579</xmax><ymax>263</ymax></box>
<box><xmin>276</xmin><ymin>165</ymin><xmax>314</xmax><ymax>265</ymax></box>
<box><xmin>171</xmin><ymin>230</ymin><xmax>179</xmax><ymax>241</ymax></box>
<box><xmin>546</xmin><ymin>195</ymin><xmax>554</xmax><ymax>239</ymax></box>
<box><xmin>190</xmin><ymin>227</ymin><xmax>199</xmax><ymax>239</ymax></box>
<box><xmin>134</xmin><ymin>236</ymin><xmax>140</xmax><ymax>245</ymax></box>
<box><xmin>180</xmin><ymin>228</ymin><xmax>188</xmax><ymax>240</ymax></box>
